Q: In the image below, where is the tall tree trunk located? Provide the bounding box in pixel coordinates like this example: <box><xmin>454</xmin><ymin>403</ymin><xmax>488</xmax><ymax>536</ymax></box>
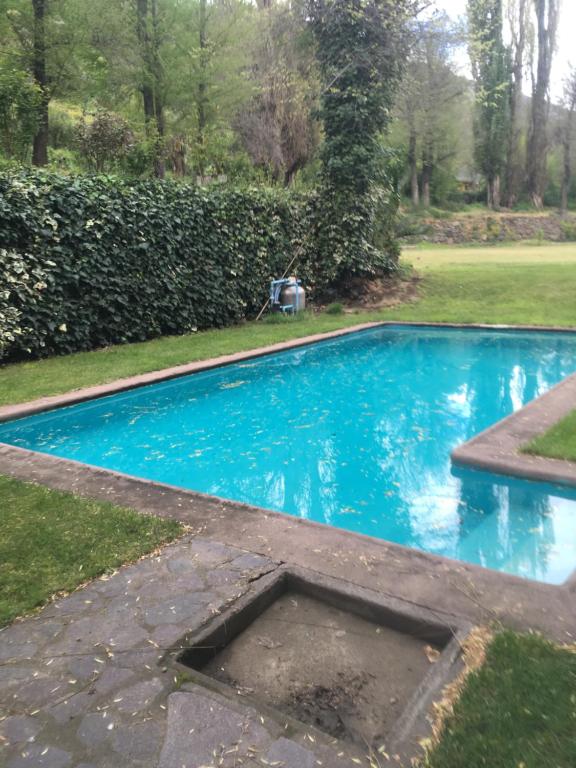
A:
<box><xmin>560</xmin><ymin>97</ymin><xmax>575</xmax><ymax>215</ymax></box>
<box><xmin>504</xmin><ymin>0</ymin><xmax>528</xmax><ymax>208</ymax></box>
<box><xmin>196</xmin><ymin>0</ymin><xmax>208</xmax><ymax>175</ymax></box>
<box><xmin>150</xmin><ymin>0</ymin><xmax>165</xmax><ymax>178</ymax></box>
<box><xmin>31</xmin><ymin>0</ymin><xmax>49</xmax><ymax>166</ymax></box>
<box><xmin>136</xmin><ymin>0</ymin><xmax>165</xmax><ymax>178</ymax></box>
<box><xmin>560</xmin><ymin>143</ymin><xmax>570</xmax><ymax>215</ymax></box>
<box><xmin>421</xmin><ymin>139</ymin><xmax>433</xmax><ymax>208</ymax></box>
<box><xmin>526</xmin><ymin>0</ymin><xmax>559</xmax><ymax>209</ymax></box>
<box><xmin>491</xmin><ymin>175</ymin><xmax>501</xmax><ymax>209</ymax></box>
<box><xmin>408</xmin><ymin>126</ymin><xmax>419</xmax><ymax>206</ymax></box>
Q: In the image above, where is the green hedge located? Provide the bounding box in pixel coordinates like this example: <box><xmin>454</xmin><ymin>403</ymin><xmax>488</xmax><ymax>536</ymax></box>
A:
<box><xmin>0</xmin><ymin>171</ymin><xmax>316</xmax><ymax>360</ymax></box>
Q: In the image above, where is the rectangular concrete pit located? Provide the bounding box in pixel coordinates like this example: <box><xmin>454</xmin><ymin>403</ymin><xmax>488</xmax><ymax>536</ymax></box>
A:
<box><xmin>175</xmin><ymin>568</ymin><xmax>470</xmax><ymax>763</ymax></box>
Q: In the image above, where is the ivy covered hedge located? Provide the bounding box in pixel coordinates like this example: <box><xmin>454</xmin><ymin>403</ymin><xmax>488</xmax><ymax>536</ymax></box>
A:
<box><xmin>0</xmin><ymin>170</ymin><xmax>316</xmax><ymax>361</ymax></box>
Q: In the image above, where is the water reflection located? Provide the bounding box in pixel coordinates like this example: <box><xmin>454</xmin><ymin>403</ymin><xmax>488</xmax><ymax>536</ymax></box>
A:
<box><xmin>2</xmin><ymin>325</ymin><xmax>576</xmax><ymax>583</ymax></box>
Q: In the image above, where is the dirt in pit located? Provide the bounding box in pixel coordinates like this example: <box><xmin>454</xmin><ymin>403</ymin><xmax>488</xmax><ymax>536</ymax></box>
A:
<box><xmin>201</xmin><ymin>591</ymin><xmax>439</xmax><ymax>750</ymax></box>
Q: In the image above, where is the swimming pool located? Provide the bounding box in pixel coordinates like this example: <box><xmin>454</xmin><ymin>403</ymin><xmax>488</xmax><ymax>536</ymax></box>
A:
<box><xmin>3</xmin><ymin>325</ymin><xmax>576</xmax><ymax>584</ymax></box>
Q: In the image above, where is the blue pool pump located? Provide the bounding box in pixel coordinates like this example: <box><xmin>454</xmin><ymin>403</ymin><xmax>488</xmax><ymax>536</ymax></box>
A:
<box><xmin>269</xmin><ymin>277</ymin><xmax>306</xmax><ymax>314</ymax></box>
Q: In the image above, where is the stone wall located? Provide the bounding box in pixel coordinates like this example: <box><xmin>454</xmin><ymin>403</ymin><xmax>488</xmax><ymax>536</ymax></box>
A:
<box><xmin>400</xmin><ymin>212</ymin><xmax>576</xmax><ymax>244</ymax></box>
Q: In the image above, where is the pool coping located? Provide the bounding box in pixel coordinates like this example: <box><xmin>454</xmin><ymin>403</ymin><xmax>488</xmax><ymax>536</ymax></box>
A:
<box><xmin>452</xmin><ymin>369</ymin><xmax>576</xmax><ymax>487</ymax></box>
<box><xmin>2</xmin><ymin>320</ymin><xmax>576</xmax><ymax>607</ymax></box>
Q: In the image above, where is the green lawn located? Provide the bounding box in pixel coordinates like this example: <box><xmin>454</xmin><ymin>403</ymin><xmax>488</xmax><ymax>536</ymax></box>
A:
<box><xmin>427</xmin><ymin>631</ymin><xmax>576</xmax><ymax>768</ymax></box>
<box><xmin>2</xmin><ymin>242</ymin><xmax>576</xmax><ymax>407</ymax></box>
<box><xmin>408</xmin><ymin>240</ymin><xmax>576</xmax><ymax>265</ymax></box>
<box><xmin>0</xmin><ymin>475</ymin><xmax>182</xmax><ymax>625</ymax></box>
<box><xmin>523</xmin><ymin>410</ymin><xmax>576</xmax><ymax>462</ymax></box>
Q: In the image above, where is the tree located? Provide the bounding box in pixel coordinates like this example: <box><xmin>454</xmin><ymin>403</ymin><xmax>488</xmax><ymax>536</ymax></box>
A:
<box><xmin>235</xmin><ymin>0</ymin><xmax>320</xmax><ymax>185</ymax></box>
<box><xmin>0</xmin><ymin>0</ymin><xmax>90</xmax><ymax>165</ymax></box>
<box><xmin>0</xmin><ymin>65</ymin><xmax>41</xmax><ymax>160</ymax></box>
<box><xmin>467</xmin><ymin>0</ymin><xmax>510</xmax><ymax>209</ymax></box>
<box><xmin>30</xmin><ymin>0</ymin><xmax>48</xmax><ymax>164</ymax></box>
<box><xmin>396</xmin><ymin>14</ymin><xmax>465</xmax><ymax>208</ymax></box>
<box><xmin>135</xmin><ymin>0</ymin><xmax>166</xmax><ymax>177</ymax></box>
<box><xmin>165</xmin><ymin>0</ymin><xmax>256</xmax><ymax>177</ymax></box>
<box><xmin>308</xmin><ymin>0</ymin><xmax>412</xmax><ymax>286</ymax></box>
<box><xmin>76</xmin><ymin>110</ymin><xmax>134</xmax><ymax>172</ymax></box>
<box><xmin>526</xmin><ymin>0</ymin><xmax>559</xmax><ymax>209</ymax></box>
<box><xmin>559</xmin><ymin>68</ymin><xmax>576</xmax><ymax>215</ymax></box>
<box><xmin>503</xmin><ymin>0</ymin><xmax>529</xmax><ymax>207</ymax></box>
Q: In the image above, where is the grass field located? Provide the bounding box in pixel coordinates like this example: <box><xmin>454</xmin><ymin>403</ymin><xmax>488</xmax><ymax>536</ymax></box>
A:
<box><xmin>2</xmin><ymin>242</ymin><xmax>576</xmax><ymax>407</ymax></box>
<box><xmin>0</xmin><ymin>475</ymin><xmax>182</xmax><ymax>625</ymax></box>
<box><xmin>524</xmin><ymin>410</ymin><xmax>576</xmax><ymax>462</ymax></box>
<box><xmin>427</xmin><ymin>631</ymin><xmax>576</xmax><ymax>768</ymax></box>
<box><xmin>407</xmin><ymin>241</ymin><xmax>576</xmax><ymax>266</ymax></box>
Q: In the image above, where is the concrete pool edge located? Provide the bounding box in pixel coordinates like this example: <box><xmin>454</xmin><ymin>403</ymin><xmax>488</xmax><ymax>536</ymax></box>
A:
<box><xmin>452</xmin><ymin>369</ymin><xmax>576</xmax><ymax>488</ymax></box>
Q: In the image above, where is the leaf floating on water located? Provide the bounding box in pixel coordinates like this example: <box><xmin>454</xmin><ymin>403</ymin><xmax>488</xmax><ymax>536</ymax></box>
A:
<box><xmin>219</xmin><ymin>380</ymin><xmax>247</xmax><ymax>389</ymax></box>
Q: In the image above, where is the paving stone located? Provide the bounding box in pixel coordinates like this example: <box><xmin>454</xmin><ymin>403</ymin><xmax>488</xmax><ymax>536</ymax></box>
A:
<box><xmin>229</xmin><ymin>553</ymin><xmax>271</xmax><ymax>571</ymax></box>
<box><xmin>266</xmin><ymin>738</ymin><xmax>317</xmax><ymax>768</ymax></box>
<box><xmin>134</xmin><ymin>574</ymin><xmax>207</xmax><ymax>604</ymax></box>
<box><xmin>110</xmin><ymin>720</ymin><xmax>164</xmax><ymax>761</ymax></box>
<box><xmin>166</xmin><ymin>555</ymin><xmax>209</xmax><ymax>576</ymax></box>
<box><xmin>141</xmin><ymin>594</ymin><xmax>211</xmax><ymax>627</ymax></box>
<box><xmin>50</xmin><ymin>691</ymin><xmax>98</xmax><ymax>725</ymax></box>
<box><xmin>0</xmin><ymin>666</ymin><xmax>34</xmax><ymax>694</ymax></box>
<box><xmin>103</xmin><ymin>595</ymin><xmax>142</xmax><ymax>617</ymax></box>
<box><xmin>0</xmin><ymin>715</ymin><xmax>42</xmax><ymax>745</ymax></box>
<box><xmin>92</xmin><ymin>667</ymin><xmax>135</xmax><ymax>695</ymax></box>
<box><xmin>54</xmin><ymin>615</ymin><xmax>149</xmax><ymax>653</ymax></box>
<box><xmin>110</xmin><ymin>647</ymin><xmax>162</xmax><ymax>670</ymax></box>
<box><xmin>0</xmin><ymin>620</ymin><xmax>64</xmax><ymax>648</ymax></box>
<box><xmin>206</xmin><ymin>568</ymin><xmax>239</xmax><ymax>588</ymax></box>
<box><xmin>158</xmin><ymin>690</ymin><xmax>272</xmax><ymax>768</ymax></box>
<box><xmin>7</xmin><ymin>743</ymin><xmax>72</xmax><ymax>768</ymax></box>
<box><xmin>114</xmin><ymin>678</ymin><xmax>165</xmax><ymax>713</ymax></box>
<box><xmin>92</xmin><ymin>574</ymin><xmax>133</xmax><ymax>598</ymax></box>
<box><xmin>0</xmin><ymin>641</ymin><xmax>38</xmax><ymax>662</ymax></box>
<box><xmin>65</xmin><ymin>656</ymin><xmax>104</xmax><ymax>682</ymax></box>
<box><xmin>12</xmin><ymin>678</ymin><xmax>67</xmax><ymax>708</ymax></box>
<box><xmin>188</xmin><ymin>539</ymin><xmax>239</xmax><ymax>565</ymax></box>
<box><xmin>48</xmin><ymin>592</ymin><xmax>103</xmax><ymax>616</ymax></box>
<box><xmin>94</xmin><ymin>620</ymin><xmax>150</xmax><ymax>650</ymax></box>
<box><xmin>150</xmin><ymin>624</ymin><xmax>185</xmax><ymax>648</ymax></box>
<box><xmin>77</xmin><ymin>712</ymin><xmax>116</xmax><ymax>747</ymax></box>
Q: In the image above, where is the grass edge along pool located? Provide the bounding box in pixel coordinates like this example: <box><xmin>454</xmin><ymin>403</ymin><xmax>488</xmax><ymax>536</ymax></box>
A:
<box><xmin>2</xmin><ymin>324</ymin><xmax>576</xmax><ymax>585</ymax></box>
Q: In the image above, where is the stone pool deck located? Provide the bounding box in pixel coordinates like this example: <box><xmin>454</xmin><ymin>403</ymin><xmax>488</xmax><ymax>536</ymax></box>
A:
<box><xmin>0</xmin><ymin>536</ymin><xmax>357</xmax><ymax>768</ymax></box>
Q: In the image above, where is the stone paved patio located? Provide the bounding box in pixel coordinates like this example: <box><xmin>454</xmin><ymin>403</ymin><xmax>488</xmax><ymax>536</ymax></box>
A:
<box><xmin>0</xmin><ymin>536</ymin><xmax>355</xmax><ymax>768</ymax></box>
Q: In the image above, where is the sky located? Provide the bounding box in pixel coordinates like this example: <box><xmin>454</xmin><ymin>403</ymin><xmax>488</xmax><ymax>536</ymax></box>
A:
<box><xmin>430</xmin><ymin>0</ymin><xmax>574</xmax><ymax>102</ymax></box>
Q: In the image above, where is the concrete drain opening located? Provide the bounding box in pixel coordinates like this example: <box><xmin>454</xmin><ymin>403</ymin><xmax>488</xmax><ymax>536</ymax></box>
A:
<box><xmin>175</xmin><ymin>567</ymin><xmax>470</xmax><ymax>762</ymax></box>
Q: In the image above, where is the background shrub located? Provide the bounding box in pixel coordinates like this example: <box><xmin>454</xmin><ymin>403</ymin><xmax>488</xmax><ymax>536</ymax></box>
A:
<box><xmin>0</xmin><ymin>170</ymin><xmax>317</xmax><ymax>360</ymax></box>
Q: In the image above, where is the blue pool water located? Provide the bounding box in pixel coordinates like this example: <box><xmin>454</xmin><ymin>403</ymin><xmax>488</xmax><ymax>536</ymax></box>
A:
<box><xmin>3</xmin><ymin>325</ymin><xmax>576</xmax><ymax>584</ymax></box>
